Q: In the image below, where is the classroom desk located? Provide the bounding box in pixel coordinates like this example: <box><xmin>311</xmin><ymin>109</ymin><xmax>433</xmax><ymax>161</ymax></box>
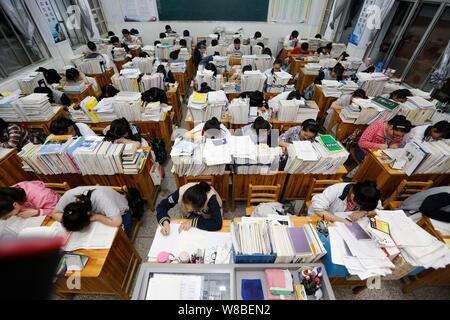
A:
<box><xmin>228</xmin><ymin>57</ymin><xmax>242</xmax><ymax>66</ymax></box>
<box><xmin>278</xmin><ymin>48</ymin><xmax>293</xmax><ymax>61</ymax></box>
<box><xmin>88</xmin><ymin>112</ymin><xmax>173</xmax><ymax>154</ymax></box>
<box><xmin>313</xmin><ymin>85</ymin><xmax>338</xmax><ymax>122</ymax></box>
<box><xmin>186</xmin><ymin>57</ymin><xmax>195</xmax><ymax>81</ymax></box>
<box><xmin>64</xmin><ymin>85</ymin><xmax>97</xmax><ymax>104</ymax></box>
<box><xmin>130</xmin><ymin>47</ymin><xmax>142</xmax><ymax>58</ymax></box>
<box><xmin>114</xmin><ymin>59</ymin><xmax>129</xmax><ymax>73</ymax></box>
<box><xmin>86</xmin><ymin>68</ymin><xmax>115</xmax><ymax>91</ymax></box>
<box><xmin>11</xmin><ymin>106</ymin><xmax>65</xmax><ymax>135</ymax></box>
<box><xmin>226</xmin><ymin>92</ymin><xmax>279</xmax><ymax>102</ymax></box>
<box><xmin>296</xmin><ymin>67</ymin><xmax>318</xmax><ymax>93</ymax></box>
<box><xmin>282</xmin><ymin>166</ymin><xmax>349</xmax><ymax>202</ymax></box>
<box><xmin>172</xmin><ymin>71</ymin><xmax>188</xmax><ymax>99</ymax></box>
<box><xmin>0</xmin><ymin>149</ymin><xmax>33</xmax><ymax>187</ymax></box>
<box><xmin>48</xmin><ymin>219</ymin><xmax>142</xmax><ymax>299</ymax></box>
<box><xmin>33</xmin><ymin>153</ymin><xmax>160</xmax><ymax>210</ymax></box>
<box><xmin>167</xmin><ymin>84</ymin><xmax>182</xmax><ymax>125</ymax></box>
<box><xmin>326</xmin><ymin>109</ymin><xmax>368</xmax><ymax>142</ymax></box>
<box><xmin>352</xmin><ymin>150</ymin><xmax>449</xmax><ymax>198</ymax></box>
<box><xmin>173</xmin><ymin>172</ymin><xmax>231</xmax><ymax>213</ymax></box>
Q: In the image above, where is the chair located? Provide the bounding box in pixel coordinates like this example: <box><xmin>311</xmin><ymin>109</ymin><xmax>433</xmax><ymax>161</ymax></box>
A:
<box><xmin>185</xmin><ymin>176</ymin><xmax>214</xmax><ymax>186</ymax></box>
<box><xmin>300</xmin><ymin>178</ymin><xmax>343</xmax><ymax>215</ymax></box>
<box><xmin>384</xmin><ymin>180</ymin><xmax>434</xmax><ymax>209</ymax></box>
<box><xmin>44</xmin><ymin>182</ymin><xmax>71</xmax><ymax>195</ymax></box>
<box><xmin>245</xmin><ymin>184</ymin><xmax>281</xmax><ymax>216</ymax></box>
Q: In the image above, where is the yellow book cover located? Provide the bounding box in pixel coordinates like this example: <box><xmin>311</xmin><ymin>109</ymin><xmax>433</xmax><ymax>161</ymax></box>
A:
<box><xmin>192</xmin><ymin>92</ymin><xmax>207</xmax><ymax>104</ymax></box>
<box><xmin>84</xmin><ymin>98</ymin><xmax>100</xmax><ymax>123</ymax></box>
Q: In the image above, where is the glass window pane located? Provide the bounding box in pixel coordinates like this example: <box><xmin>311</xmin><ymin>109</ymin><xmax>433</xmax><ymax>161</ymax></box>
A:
<box><xmin>338</xmin><ymin>0</ymin><xmax>365</xmax><ymax>44</ymax></box>
<box><xmin>405</xmin><ymin>7</ymin><xmax>450</xmax><ymax>89</ymax></box>
<box><xmin>388</xmin><ymin>3</ymin><xmax>440</xmax><ymax>75</ymax></box>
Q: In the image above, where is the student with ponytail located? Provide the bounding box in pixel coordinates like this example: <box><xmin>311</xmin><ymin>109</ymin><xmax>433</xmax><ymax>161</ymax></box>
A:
<box><xmin>52</xmin><ymin>186</ymin><xmax>132</xmax><ymax>235</ymax></box>
<box><xmin>156</xmin><ymin>182</ymin><xmax>223</xmax><ymax>235</ymax></box>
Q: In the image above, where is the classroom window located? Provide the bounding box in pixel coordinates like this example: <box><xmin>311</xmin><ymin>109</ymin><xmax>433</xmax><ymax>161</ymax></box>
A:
<box><xmin>0</xmin><ymin>0</ymin><xmax>50</xmax><ymax>79</ymax></box>
<box><xmin>88</xmin><ymin>0</ymin><xmax>108</xmax><ymax>37</ymax></box>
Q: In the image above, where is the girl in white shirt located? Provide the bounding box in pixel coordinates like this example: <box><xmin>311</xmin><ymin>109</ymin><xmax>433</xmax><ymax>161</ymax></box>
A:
<box><xmin>64</xmin><ymin>68</ymin><xmax>99</xmax><ymax>93</ymax></box>
<box><xmin>406</xmin><ymin>121</ymin><xmax>449</xmax><ymax>143</ymax></box>
<box><xmin>50</xmin><ymin>117</ymin><xmax>97</xmax><ymax>137</ymax></box>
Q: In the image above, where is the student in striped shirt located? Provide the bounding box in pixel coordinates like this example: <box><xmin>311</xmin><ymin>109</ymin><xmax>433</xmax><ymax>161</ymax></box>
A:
<box><xmin>0</xmin><ymin>118</ymin><xmax>30</xmax><ymax>150</ymax></box>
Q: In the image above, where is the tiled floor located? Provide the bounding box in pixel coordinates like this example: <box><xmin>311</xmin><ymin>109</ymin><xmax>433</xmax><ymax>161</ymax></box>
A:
<box><xmin>63</xmin><ymin>96</ymin><xmax>450</xmax><ymax>301</ymax></box>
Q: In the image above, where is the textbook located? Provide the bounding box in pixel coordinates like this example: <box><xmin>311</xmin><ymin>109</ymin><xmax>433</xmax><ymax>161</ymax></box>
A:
<box><xmin>18</xmin><ymin>72</ymin><xmax>47</xmax><ymax>95</ymax></box>
<box><xmin>17</xmin><ymin>93</ymin><xmax>55</xmax><ymax>121</ymax></box>
<box><xmin>255</xmin><ymin>55</ymin><xmax>273</xmax><ymax>73</ymax></box>
<box><xmin>318</xmin><ymin>135</ymin><xmax>344</xmax><ymax>152</ymax></box>
<box><xmin>229</xmin><ymin>98</ymin><xmax>250</xmax><ymax>124</ymax></box>
<box><xmin>267</xmin><ymin>71</ymin><xmax>292</xmax><ymax>93</ymax></box>
<box><xmin>112</xmin><ymin>91</ymin><xmax>142</xmax><ymax>121</ymax></box>
<box><xmin>398</xmin><ymin>96</ymin><xmax>436</xmax><ymax>126</ymax></box>
<box><xmin>357</xmin><ymin>72</ymin><xmax>389</xmax><ymax>97</ymax></box>
<box><xmin>195</xmin><ymin>69</ymin><xmax>224</xmax><ymax>91</ymax></box>
<box><xmin>212</xmin><ymin>55</ymin><xmax>230</xmax><ymax>74</ymax></box>
<box><xmin>76</xmin><ymin>58</ymin><xmax>105</xmax><ymax>74</ymax></box>
<box><xmin>111</xmin><ymin>69</ymin><xmax>141</xmax><ymax>92</ymax></box>
<box><xmin>241</xmin><ymin>70</ymin><xmax>265</xmax><ymax>92</ymax></box>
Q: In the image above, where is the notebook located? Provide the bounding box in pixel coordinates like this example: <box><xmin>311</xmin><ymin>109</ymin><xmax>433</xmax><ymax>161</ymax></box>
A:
<box><xmin>241</xmin><ymin>279</ymin><xmax>264</xmax><ymax>300</ymax></box>
<box><xmin>264</xmin><ymin>269</ymin><xmax>294</xmax><ymax>300</ymax></box>
<box><xmin>345</xmin><ymin>222</ymin><xmax>371</xmax><ymax>240</ymax></box>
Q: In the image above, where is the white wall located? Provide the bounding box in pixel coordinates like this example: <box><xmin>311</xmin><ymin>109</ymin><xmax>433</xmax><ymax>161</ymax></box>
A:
<box><xmin>100</xmin><ymin>0</ymin><xmax>324</xmax><ymax>53</ymax></box>
<box><xmin>0</xmin><ymin>1</ymin><xmax>76</xmax><ymax>92</ymax></box>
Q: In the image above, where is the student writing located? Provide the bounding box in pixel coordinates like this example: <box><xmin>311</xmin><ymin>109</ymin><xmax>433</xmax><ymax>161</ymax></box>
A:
<box><xmin>156</xmin><ymin>182</ymin><xmax>223</xmax><ymax>234</ymax></box>
<box><xmin>278</xmin><ymin>119</ymin><xmax>320</xmax><ymax>148</ymax></box>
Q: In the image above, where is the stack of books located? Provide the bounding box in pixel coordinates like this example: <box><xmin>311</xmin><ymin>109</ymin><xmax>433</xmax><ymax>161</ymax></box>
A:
<box><xmin>278</xmin><ymin>100</ymin><xmax>298</xmax><ymax>122</ymax></box>
<box><xmin>76</xmin><ymin>59</ymin><xmax>105</xmax><ymax>74</ymax></box>
<box><xmin>0</xmin><ymin>93</ymin><xmax>26</xmax><ymax>122</ymax></box>
<box><xmin>229</xmin><ymin>98</ymin><xmax>250</xmax><ymax>125</ymax></box>
<box><xmin>195</xmin><ymin>69</ymin><xmax>223</xmax><ymax>91</ymax></box>
<box><xmin>231</xmin><ymin>220</ymin><xmax>273</xmax><ymax>257</ymax></box>
<box><xmin>111</xmin><ymin>69</ymin><xmax>141</xmax><ymax>92</ymax></box>
<box><xmin>319</xmin><ymin>58</ymin><xmax>338</xmax><ymax>69</ymax></box>
<box><xmin>284</xmin><ymin>135</ymin><xmax>349</xmax><ymax>174</ymax></box>
<box><xmin>339</xmin><ymin>80</ymin><xmax>359</xmax><ymax>95</ymax></box>
<box><xmin>206</xmin><ymin>44</ymin><xmax>226</xmax><ymax>56</ymax></box>
<box><xmin>142</xmin><ymin>45</ymin><xmax>155</xmax><ymax>57</ymax></box>
<box><xmin>187</xmin><ymin>92</ymin><xmax>208</xmax><ymax>124</ymax></box>
<box><xmin>206</xmin><ymin>90</ymin><xmax>228</xmax><ymax>121</ymax></box>
<box><xmin>112</xmin><ymin>92</ymin><xmax>142</xmax><ymax>121</ymax></box>
<box><xmin>330</xmin><ymin>43</ymin><xmax>347</xmax><ymax>58</ymax></box>
<box><xmin>241</xmin><ymin>70</ymin><xmax>265</xmax><ymax>92</ymax></box>
<box><xmin>340</xmin><ymin>98</ymin><xmax>382</xmax><ymax>125</ymax></box>
<box><xmin>267</xmin><ymin>71</ymin><xmax>292</xmax><ymax>93</ymax></box>
<box><xmin>371</xmin><ymin>96</ymin><xmax>401</xmax><ymax>122</ymax></box>
<box><xmin>342</xmin><ymin>57</ymin><xmax>363</xmax><ymax>71</ymax></box>
<box><xmin>307</xmin><ymin>38</ymin><xmax>321</xmax><ymax>51</ymax></box>
<box><xmin>122</xmin><ymin>144</ymin><xmax>149</xmax><ymax>174</ymax></box>
<box><xmin>233</xmin><ymin>142</ymin><xmax>281</xmax><ymax>175</ymax></box>
<box><xmin>140</xmin><ymin>73</ymin><xmax>165</xmax><ymax>91</ymax></box>
<box><xmin>131</xmin><ymin>57</ymin><xmax>155</xmax><ymax>74</ymax></box>
<box><xmin>91</xmin><ymin>97</ymin><xmax>116</xmax><ymax>122</ymax></box>
<box><xmin>296</xmin><ymin>101</ymin><xmax>320</xmax><ymax>122</ymax></box>
<box><xmin>112</xmin><ymin>48</ymin><xmax>127</xmax><ymax>61</ymax></box>
<box><xmin>410</xmin><ymin>88</ymin><xmax>432</xmax><ymax>100</ymax></box>
<box><xmin>63</xmin><ymin>81</ymin><xmax>87</xmax><ymax>93</ymax></box>
<box><xmin>304</xmin><ymin>63</ymin><xmax>322</xmax><ymax>72</ymax></box>
<box><xmin>357</xmin><ymin>72</ymin><xmax>389</xmax><ymax>97</ymax></box>
<box><xmin>18</xmin><ymin>72</ymin><xmax>47</xmax><ymax>95</ymax></box>
<box><xmin>79</xmin><ymin>96</ymin><xmax>101</xmax><ymax>123</ymax></box>
<box><xmin>255</xmin><ymin>55</ymin><xmax>273</xmax><ymax>73</ymax></box>
<box><xmin>17</xmin><ymin>93</ymin><xmax>55</xmax><ymax>121</ymax></box>
<box><xmin>169</xmin><ymin>62</ymin><xmax>186</xmax><ymax>73</ymax></box>
<box><xmin>321</xmin><ymin>80</ymin><xmax>341</xmax><ymax>98</ymax></box>
<box><xmin>142</xmin><ymin>101</ymin><xmax>163</xmax><ymax>121</ymax></box>
<box><xmin>241</xmin><ymin>55</ymin><xmax>257</xmax><ymax>70</ymax></box>
<box><xmin>212</xmin><ymin>56</ymin><xmax>230</xmax><ymax>74</ymax></box>
<box><xmin>156</xmin><ymin>44</ymin><xmax>176</xmax><ymax>60</ymax></box>
<box><xmin>178</xmin><ymin>48</ymin><xmax>191</xmax><ymax>61</ymax></box>
<box><xmin>399</xmin><ymin>96</ymin><xmax>436</xmax><ymax>125</ymax></box>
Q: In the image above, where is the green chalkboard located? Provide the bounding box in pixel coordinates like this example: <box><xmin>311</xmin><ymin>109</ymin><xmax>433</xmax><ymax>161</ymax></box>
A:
<box><xmin>157</xmin><ymin>0</ymin><xmax>270</xmax><ymax>22</ymax></box>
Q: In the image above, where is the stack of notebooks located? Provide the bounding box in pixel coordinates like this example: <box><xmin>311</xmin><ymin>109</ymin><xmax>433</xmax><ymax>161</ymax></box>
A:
<box><xmin>398</xmin><ymin>96</ymin><xmax>436</xmax><ymax>125</ymax></box>
<box><xmin>229</xmin><ymin>98</ymin><xmax>250</xmax><ymax>125</ymax></box>
<box><xmin>357</xmin><ymin>72</ymin><xmax>389</xmax><ymax>97</ymax></box>
<box><xmin>206</xmin><ymin>90</ymin><xmax>228</xmax><ymax>121</ymax></box>
<box><xmin>140</xmin><ymin>73</ymin><xmax>165</xmax><ymax>91</ymax></box>
<box><xmin>212</xmin><ymin>56</ymin><xmax>230</xmax><ymax>74</ymax></box>
<box><xmin>255</xmin><ymin>55</ymin><xmax>273</xmax><ymax>73</ymax></box>
<box><xmin>187</xmin><ymin>92</ymin><xmax>208</xmax><ymax>124</ymax></box>
<box><xmin>321</xmin><ymin>80</ymin><xmax>342</xmax><ymax>98</ymax></box>
<box><xmin>111</xmin><ymin>69</ymin><xmax>142</xmax><ymax>92</ymax></box>
<box><xmin>230</xmin><ymin>220</ymin><xmax>273</xmax><ymax>260</ymax></box>
<box><xmin>203</xmin><ymin>138</ymin><xmax>232</xmax><ymax>166</ymax></box>
<box><xmin>304</xmin><ymin>63</ymin><xmax>322</xmax><ymax>72</ymax></box>
<box><xmin>112</xmin><ymin>91</ymin><xmax>142</xmax><ymax>121</ymax></box>
<box><xmin>76</xmin><ymin>59</ymin><xmax>105</xmax><ymax>74</ymax></box>
<box><xmin>63</xmin><ymin>81</ymin><xmax>87</xmax><ymax>93</ymax></box>
<box><xmin>18</xmin><ymin>72</ymin><xmax>47</xmax><ymax>95</ymax></box>
<box><xmin>18</xmin><ymin>136</ymin><xmax>148</xmax><ymax>176</ymax></box>
<box><xmin>170</xmin><ymin>62</ymin><xmax>186</xmax><ymax>73</ymax></box>
<box><xmin>0</xmin><ymin>93</ymin><xmax>26</xmax><ymax>121</ymax></box>
<box><xmin>16</xmin><ymin>93</ymin><xmax>55</xmax><ymax>121</ymax></box>
<box><xmin>267</xmin><ymin>71</ymin><xmax>292</xmax><ymax>93</ymax></box>
<box><xmin>284</xmin><ymin>135</ymin><xmax>349</xmax><ymax>174</ymax></box>
<box><xmin>155</xmin><ymin>44</ymin><xmax>176</xmax><ymax>60</ymax></box>
<box><xmin>241</xmin><ymin>70</ymin><xmax>265</xmax><ymax>92</ymax></box>
<box><xmin>195</xmin><ymin>69</ymin><xmax>223</xmax><ymax>91</ymax></box>
<box><xmin>385</xmin><ymin>140</ymin><xmax>450</xmax><ymax>176</ymax></box>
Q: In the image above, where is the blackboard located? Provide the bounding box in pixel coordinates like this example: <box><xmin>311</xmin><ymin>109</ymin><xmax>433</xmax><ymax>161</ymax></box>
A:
<box><xmin>157</xmin><ymin>0</ymin><xmax>270</xmax><ymax>22</ymax></box>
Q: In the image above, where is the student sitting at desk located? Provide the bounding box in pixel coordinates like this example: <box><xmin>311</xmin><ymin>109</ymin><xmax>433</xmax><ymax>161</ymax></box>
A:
<box><xmin>103</xmin><ymin>117</ymin><xmax>148</xmax><ymax>148</ymax></box>
<box><xmin>252</xmin><ymin>42</ymin><xmax>264</xmax><ymax>55</ymax></box>
<box><xmin>0</xmin><ymin>181</ymin><xmax>60</xmax><ymax>219</ymax></box>
<box><xmin>169</xmin><ymin>49</ymin><xmax>184</xmax><ymax>63</ymax></box>
<box><xmin>36</xmin><ymin>67</ymin><xmax>62</xmax><ymax>85</ymax></box>
<box><xmin>156</xmin><ymin>64</ymin><xmax>176</xmax><ymax>84</ymax></box>
<box><xmin>50</xmin><ymin>117</ymin><xmax>97</xmax><ymax>137</ymax></box>
<box><xmin>101</xmin><ymin>84</ymin><xmax>120</xmax><ymax>99</ymax></box>
<box><xmin>64</xmin><ymin>68</ymin><xmax>99</xmax><ymax>92</ymax></box>
<box><xmin>52</xmin><ymin>186</ymin><xmax>132</xmax><ymax>234</ymax></box>
<box><xmin>383</xmin><ymin>89</ymin><xmax>412</xmax><ymax>103</ymax></box>
<box><xmin>85</xmin><ymin>41</ymin><xmax>113</xmax><ymax>69</ymax></box>
<box><xmin>227</xmin><ymin>38</ymin><xmax>243</xmax><ymax>56</ymax></box>
<box><xmin>110</xmin><ymin>36</ymin><xmax>131</xmax><ymax>61</ymax></box>
<box><xmin>406</xmin><ymin>120</ymin><xmax>450</xmax><ymax>143</ymax></box>
<box><xmin>130</xmin><ymin>28</ymin><xmax>143</xmax><ymax>44</ymax></box>
<box><xmin>284</xmin><ymin>30</ymin><xmax>299</xmax><ymax>48</ymax></box>
<box><xmin>186</xmin><ymin>117</ymin><xmax>231</xmax><ymax>141</ymax></box>
<box><xmin>267</xmin><ymin>89</ymin><xmax>303</xmax><ymax>112</ymax></box>
<box><xmin>34</xmin><ymin>86</ymin><xmax>71</xmax><ymax>107</ymax></box>
<box><xmin>317</xmin><ymin>43</ymin><xmax>332</xmax><ymax>55</ymax></box>
<box><xmin>182</xmin><ymin>30</ymin><xmax>193</xmax><ymax>48</ymax></box>
<box><xmin>308</xmin><ymin>181</ymin><xmax>382</xmax><ymax>223</ymax></box>
<box><xmin>264</xmin><ymin>59</ymin><xmax>286</xmax><ymax>91</ymax></box>
<box><xmin>0</xmin><ymin>118</ymin><xmax>29</xmax><ymax>150</ymax></box>
<box><xmin>121</xmin><ymin>29</ymin><xmax>142</xmax><ymax>47</ymax></box>
<box><xmin>236</xmin><ymin>116</ymin><xmax>272</xmax><ymax>145</ymax></box>
<box><xmin>231</xmin><ymin>64</ymin><xmax>252</xmax><ymax>81</ymax></box>
<box><xmin>142</xmin><ymin>87</ymin><xmax>170</xmax><ymax>108</ymax></box>
<box><xmin>315</xmin><ymin>34</ymin><xmax>322</xmax><ymax>39</ymax></box>
<box><xmin>179</xmin><ymin>39</ymin><xmax>188</xmax><ymax>50</ymax></box>
<box><xmin>293</xmin><ymin>42</ymin><xmax>310</xmax><ymax>55</ymax></box>
<box><xmin>193</xmin><ymin>40</ymin><xmax>207</xmax><ymax>67</ymax></box>
<box><xmin>165</xmin><ymin>25</ymin><xmax>176</xmax><ymax>35</ymax></box>
<box><xmin>314</xmin><ymin>63</ymin><xmax>345</xmax><ymax>85</ymax></box>
<box><xmin>238</xmin><ymin>91</ymin><xmax>270</xmax><ymax>120</ymax></box>
<box><xmin>278</xmin><ymin>119</ymin><xmax>320</xmax><ymax>148</ymax></box>
<box><xmin>157</xmin><ymin>182</ymin><xmax>223</xmax><ymax>234</ymax></box>
<box><xmin>400</xmin><ymin>186</ymin><xmax>450</xmax><ymax>222</ymax></box>
<box><xmin>253</xmin><ymin>31</ymin><xmax>262</xmax><ymax>40</ymax></box>
<box><xmin>356</xmin><ymin>115</ymin><xmax>412</xmax><ymax>162</ymax></box>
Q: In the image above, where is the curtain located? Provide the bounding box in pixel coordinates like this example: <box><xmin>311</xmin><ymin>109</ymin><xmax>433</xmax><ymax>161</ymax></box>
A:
<box><xmin>430</xmin><ymin>40</ymin><xmax>450</xmax><ymax>89</ymax></box>
<box><xmin>75</xmin><ymin>0</ymin><xmax>98</xmax><ymax>39</ymax></box>
<box><xmin>329</xmin><ymin>0</ymin><xmax>346</xmax><ymax>30</ymax></box>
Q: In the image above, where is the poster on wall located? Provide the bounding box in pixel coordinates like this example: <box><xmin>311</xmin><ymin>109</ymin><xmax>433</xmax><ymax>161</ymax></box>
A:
<box><xmin>36</xmin><ymin>0</ymin><xmax>67</xmax><ymax>43</ymax></box>
<box><xmin>121</xmin><ymin>0</ymin><xmax>159</xmax><ymax>22</ymax></box>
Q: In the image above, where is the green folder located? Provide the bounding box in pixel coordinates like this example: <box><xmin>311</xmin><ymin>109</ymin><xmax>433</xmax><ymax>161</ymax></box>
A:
<box><xmin>372</xmin><ymin>96</ymin><xmax>399</xmax><ymax>111</ymax></box>
<box><xmin>319</xmin><ymin>134</ymin><xmax>344</xmax><ymax>152</ymax></box>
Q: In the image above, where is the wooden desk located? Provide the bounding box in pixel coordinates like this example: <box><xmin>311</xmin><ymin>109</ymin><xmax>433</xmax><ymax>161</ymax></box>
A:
<box><xmin>278</xmin><ymin>48</ymin><xmax>293</xmax><ymax>61</ymax></box>
<box><xmin>352</xmin><ymin>150</ymin><xmax>448</xmax><ymax>198</ymax></box>
<box><xmin>52</xmin><ymin>224</ymin><xmax>141</xmax><ymax>299</ymax></box>
<box><xmin>12</xmin><ymin>106</ymin><xmax>65</xmax><ymax>135</ymax></box>
<box><xmin>114</xmin><ymin>59</ymin><xmax>129</xmax><ymax>72</ymax></box>
<box><xmin>231</xmin><ymin>171</ymin><xmax>288</xmax><ymax>211</ymax></box>
<box><xmin>65</xmin><ymin>85</ymin><xmax>97</xmax><ymax>104</ymax></box>
<box><xmin>86</xmin><ymin>69</ymin><xmax>115</xmax><ymax>91</ymax></box>
<box><xmin>282</xmin><ymin>166</ymin><xmax>349</xmax><ymax>201</ymax></box>
<box><xmin>297</xmin><ymin>67</ymin><xmax>318</xmax><ymax>93</ymax></box>
<box><xmin>186</xmin><ymin>57</ymin><xmax>195</xmax><ymax>81</ymax></box>
<box><xmin>313</xmin><ymin>85</ymin><xmax>337</xmax><ymax>122</ymax></box>
<box><xmin>0</xmin><ymin>149</ymin><xmax>33</xmax><ymax>187</ymax></box>
<box><xmin>326</xmin><ymin>109</ymin><xmax>368</xmax><ymax>142</ymax></box>
<box><xmin>130</xmin><ymin>47</ymin><xmax>142</xmax><ymax>58</ymax></box>
<box><xmin>88</xmin><ymin>112</ymin><xmax>173</xmax><ymax>155</ymax></box>
<box><xmin>173</xmin><ymin>72</ymin><xmax>188</xmax><ymax>98</ymax></box>
<box><xmin>229</xmin><ymin>57</ymin><xmax>242</xmax><ymax>66</ymax></box>
<box><xmin>34</xmin><ymin>154</ymin><xmax>159</xmax><ymax>210</ymax></box>
<box><xmin>167</xmin><ymin>85</ymin><xmax>182</xmax><ymax>125</ymax></box>
<box><xmin>173</xmin><ymin>172</ymin><xmax>231</xmax><ymax>213</ymax></box>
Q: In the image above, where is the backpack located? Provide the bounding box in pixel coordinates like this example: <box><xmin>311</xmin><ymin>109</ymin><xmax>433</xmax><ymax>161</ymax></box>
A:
<box><xmin>150</xmin><ymin>138</ymin><xmax>167</xmax><ymax>165</ymax></box>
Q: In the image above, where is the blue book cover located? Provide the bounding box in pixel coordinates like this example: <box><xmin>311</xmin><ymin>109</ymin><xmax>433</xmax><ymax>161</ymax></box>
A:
<box><xmin>241</xmin><ymin>279</ymin><xmax>264</xmax><ymax>300</ymax></box>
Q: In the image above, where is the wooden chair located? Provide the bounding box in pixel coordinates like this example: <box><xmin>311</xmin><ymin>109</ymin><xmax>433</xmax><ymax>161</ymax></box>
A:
<box><xmin>245</xmin><ymin>184</ymin><xmax>281</xmax><ymax>217</ymax></box>
<box><xmin>185</xmin><ymin>176</ymin><xmax>214</xmax><ymax>186</ymax></box>
<box><xmin>384</xmin><ymin>180</ymin><xmax>434</xmax><ymax>209</ymax></box>
<box><xmin>44</xmin><ymin>182</ymin><xmax>71</xmax><ymax>195</ymax></box>
<box><xmin>300</xmin><ymin>178</ymin><xmax>343</xmax><ymax>215</ymax></box>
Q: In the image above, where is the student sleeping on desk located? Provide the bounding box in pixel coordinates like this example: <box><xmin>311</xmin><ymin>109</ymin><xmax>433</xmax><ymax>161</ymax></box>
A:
<box><xmin>307</xmin><ymin>181</ymin><xmax>382</xmax><ymax>223</ymax></box>
<box><xmin>156</xmin><ymin>182</ymin><xmax>223</xmax><ymax>235</ymax></box>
